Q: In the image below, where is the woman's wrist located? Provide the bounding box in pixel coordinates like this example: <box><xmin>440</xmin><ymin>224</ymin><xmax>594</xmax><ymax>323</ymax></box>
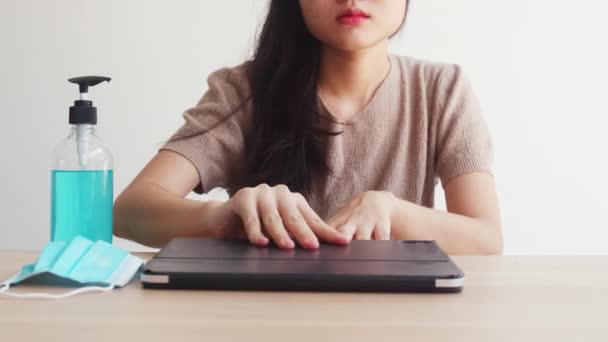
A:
<box><xmin>388</xmin><ymin>194</ymin><xmax>417</xmax><ymax>240</ymax></box>
<box><xmin>386</xmin><ymin>191</ymin><xmax>402</xmax><ymax>223</ymax></box>
<box><xmin>196</xmin><ymin>200</ymin><xmax>227</xmax><ymax>238</ymax></box>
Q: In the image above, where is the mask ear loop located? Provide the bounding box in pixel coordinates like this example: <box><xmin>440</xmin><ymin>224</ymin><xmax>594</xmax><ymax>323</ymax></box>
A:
<box><xmin>0</xmin><ymin>281</ymin><xmax>114</xmax><ymax>299</ymax></box>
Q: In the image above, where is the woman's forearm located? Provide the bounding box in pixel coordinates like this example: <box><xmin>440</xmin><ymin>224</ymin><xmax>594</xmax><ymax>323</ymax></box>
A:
<box><xmin>390</xmin><ymin>198</ymin><xmax>503</xmax><ymax>255</ymax></box>
<box><xmin>113</xmin><ymin>181</ymin><xmax>218</xmax><ymax>248</ymax></box>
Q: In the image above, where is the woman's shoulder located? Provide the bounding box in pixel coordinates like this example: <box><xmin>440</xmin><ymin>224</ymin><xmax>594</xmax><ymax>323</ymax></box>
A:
<box><xmin>391</xmin><ymin>54</ymin><xmax>467</xmax><ymax>88</ymax></box>
<box><xmin>176</xmin><ymin>62</ymin><xmax>253</xmax><ymax>137</ymax></box>
<box><xmin>204</xmin><ymin>61</ymin><xmax>252</xmax><ymax>98</ymax></box>
<box><xmin>192</xmin><ymin>61</ymin><xmax>254</xmax><ymax>124</ymax></box>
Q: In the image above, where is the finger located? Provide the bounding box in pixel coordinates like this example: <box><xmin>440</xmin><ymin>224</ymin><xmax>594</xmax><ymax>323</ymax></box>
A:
<box><xmin>327</xmin><ymin>208</ymin><xmax>349</xmax><ymax>228</ymax></box>
<box><xmin>327</xmin><ymin>200</ymin><xmax>357</xmax><ymax>227</ymax></box>
<box><xmin>257</xmin><ymin>186</ymin><xmax>295</xmax><ymax>249</ymax></box>
<box><xmin>354</xmin><ymin>221</ymin><xmax>374</xmax><ymax>241</ymax></box>
<box><xmin>296</xmin><ymin>195</ymin><xmax>350</xmax><ymax>245</ymax></box>
<box><xmin>232</xmin><ymin>189</ymin><xmax>268</xmax><ymax>246</ymax></box>
<box><xmin>336</xmin><ymin>216</ymin><xmax>357</xmax><ymax>241</ymax></box>
<box><xmin>337</xmin><ymin>223</ymin><xmax>357</xmax><ymax>241</ymax></box>
<box><xmin>275</xmin><ymin>187</ymin><xmax>319</xmax><ymax>249</ymax></box>
<box><xmin>373</xmin><ymin>220</ymin><xmax>391</xmax><ymax>240</ymax></box>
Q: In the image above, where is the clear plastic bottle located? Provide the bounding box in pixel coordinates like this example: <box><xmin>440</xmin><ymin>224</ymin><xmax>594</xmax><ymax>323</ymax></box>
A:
<box><xmin>51</xmin><ymin>77</ymin><xmax>113</xmax><ymax>243</ymax></box>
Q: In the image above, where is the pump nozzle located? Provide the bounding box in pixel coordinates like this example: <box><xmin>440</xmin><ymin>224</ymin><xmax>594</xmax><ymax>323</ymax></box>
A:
<box><xmin>67</xmin><ymin>76</ymin><xmax>111</xmax><ymax>168</ymax></box>
<box><xmin>68</xmin><ymin>76</ymin><xmax>111</xmax><ymax>99</ymax></box>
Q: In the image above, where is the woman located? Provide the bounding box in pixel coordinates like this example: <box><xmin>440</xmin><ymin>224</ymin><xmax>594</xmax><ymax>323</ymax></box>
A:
<box><xmin>114</xmin><ymin>0</ymin><xmax>503</xmax><ymax>254</ymax></box>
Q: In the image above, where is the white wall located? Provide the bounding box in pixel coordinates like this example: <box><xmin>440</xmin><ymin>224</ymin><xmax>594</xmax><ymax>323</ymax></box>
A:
<box><xmin>0</xmin><ymin>0</ymin><xmax>606</xmax><ymax>254</ymax></box>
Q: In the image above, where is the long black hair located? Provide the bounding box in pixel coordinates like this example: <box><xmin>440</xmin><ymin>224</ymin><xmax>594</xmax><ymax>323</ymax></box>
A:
<box><xmin>175</xmin><ymin>1</ymin><xmax>410</xmax><ymax>195</ymax></box>
<box><xmin>241</xmin><ymin>1</ymin><xmax>330</xmax><ymax>195</ymax></box>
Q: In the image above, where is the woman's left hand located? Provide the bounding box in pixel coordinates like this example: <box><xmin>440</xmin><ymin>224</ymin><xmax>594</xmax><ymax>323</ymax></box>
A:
<box><xmin>327</xmin><ymin>191</ymin><xmax>397</xmax><ymax>241</ymax></box>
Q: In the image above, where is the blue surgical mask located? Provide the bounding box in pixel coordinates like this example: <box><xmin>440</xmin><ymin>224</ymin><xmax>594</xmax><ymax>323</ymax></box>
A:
<box><xmin>0</xmin><ymin>236</ymin><xmax>143</xmax><ymax>299</ymax></box>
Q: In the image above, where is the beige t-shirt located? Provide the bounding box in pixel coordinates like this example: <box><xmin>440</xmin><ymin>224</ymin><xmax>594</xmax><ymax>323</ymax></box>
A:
<box><xmin>161</xmin><ymin>55</ymin><xmax>493</xmax><ymax>220</ymax></box>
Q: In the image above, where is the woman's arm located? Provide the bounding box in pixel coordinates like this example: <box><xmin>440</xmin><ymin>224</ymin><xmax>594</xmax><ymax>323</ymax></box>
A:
<box><xmin>390</xmin><ymin>173</ymin><xmax>503</xmax><ymax>255</ymax></box>
<box><xmin>328</xmin><ymin>172</ymin><xmax>502</xmax><ymax>255</ymax></box>
<box><xmin>113</xmin><ymin>151</ymin><xmax>222</xmax><ymax>248</ymax></box>
<box><xmin>114</xmin><ymin>150</ymin><xmax>348</xmax><ymax>249</ymax></box>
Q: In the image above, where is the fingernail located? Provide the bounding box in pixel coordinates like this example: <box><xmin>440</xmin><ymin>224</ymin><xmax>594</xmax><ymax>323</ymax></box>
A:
<box><xmin>282</xmin><ymin>239</ymin><xmax>295</xmax><ymax>249</ymax></box>
<box><xmin>306</xmin><ymin>238</ymin><xmax>319</xmax><ymax>249</ymax></box>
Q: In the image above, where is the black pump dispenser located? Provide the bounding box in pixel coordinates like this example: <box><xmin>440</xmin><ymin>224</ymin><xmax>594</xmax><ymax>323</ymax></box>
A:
<box><xmin>68</xmin><ymin>76</ymin><xmax>111</xmax><ymax>125</ymax></box>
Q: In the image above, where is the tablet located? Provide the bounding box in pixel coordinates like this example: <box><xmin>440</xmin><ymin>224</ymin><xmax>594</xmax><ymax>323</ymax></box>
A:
<box><xmin>141</xmin><ymin>238</ymin><xmax>464</xmax><ymax>293</ymax></box>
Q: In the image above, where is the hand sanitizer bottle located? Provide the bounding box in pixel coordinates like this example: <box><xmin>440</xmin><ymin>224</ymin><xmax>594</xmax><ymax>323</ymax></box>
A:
<box><xmin>51</xmin><ymin>76</ymin><xmax>113</xmax><ymax>242</ymax></box>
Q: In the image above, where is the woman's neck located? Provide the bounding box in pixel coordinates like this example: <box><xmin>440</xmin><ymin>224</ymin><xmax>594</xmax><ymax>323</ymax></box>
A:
<box><xmin>317</xmin><ymin>42</ymin><xmax>391</xmax><ymax>121</ymax></box>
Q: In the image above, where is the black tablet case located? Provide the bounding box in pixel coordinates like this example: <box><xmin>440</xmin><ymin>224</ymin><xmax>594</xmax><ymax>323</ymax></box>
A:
<box><xmin>142</xmin><ymin>238</ymin><xmax>464</xmax><ymax>293</ymax></box>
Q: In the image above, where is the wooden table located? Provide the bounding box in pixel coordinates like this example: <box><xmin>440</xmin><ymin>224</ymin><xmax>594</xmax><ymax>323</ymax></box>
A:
<box><xmin>1</xmin><ymin>252</ymin><xmax>607</xmax><ymax>342</ymax></box>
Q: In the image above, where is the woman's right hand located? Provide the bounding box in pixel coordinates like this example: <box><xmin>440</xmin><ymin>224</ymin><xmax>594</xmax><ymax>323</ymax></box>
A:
<box><xmin>204</xmin><ymin>184</ymin><xmax>350</xmax><ymax>250</ymax></box>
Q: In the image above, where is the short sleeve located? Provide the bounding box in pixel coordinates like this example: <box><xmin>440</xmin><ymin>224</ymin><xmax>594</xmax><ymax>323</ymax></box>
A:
<box><xmin>433</xmin><ymin>64</ymin><xmax>494</xmax><ymax>186</ymax></box>
<box><xmin>160</xmin><ymin>64</ymin><xmax>251</xmax><ymax>194</ymax></box>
